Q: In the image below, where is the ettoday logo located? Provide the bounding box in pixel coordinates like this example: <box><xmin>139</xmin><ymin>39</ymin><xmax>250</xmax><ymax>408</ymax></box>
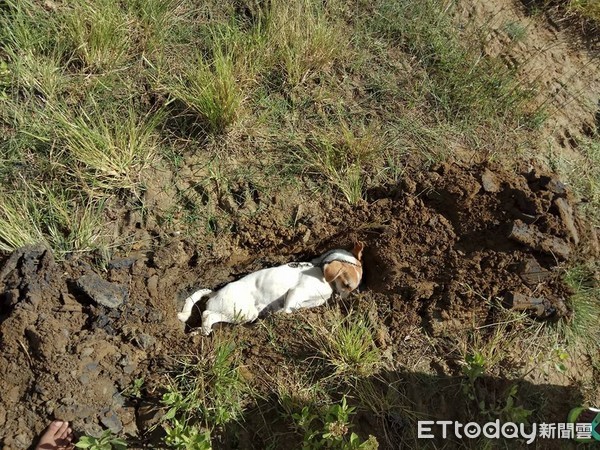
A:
<box><xmin>417</xmin><ymin>420</ymin><xmax>599</xmax><ymax>443</ymax></box>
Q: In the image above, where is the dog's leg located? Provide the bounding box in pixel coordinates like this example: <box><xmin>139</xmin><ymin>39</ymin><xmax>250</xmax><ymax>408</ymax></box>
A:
<box><xmin>178</xmin><ymin>288</ymin><xmax>213</xmax><ymax>322</ymax></box>
<box><xmin>201</xmin><ymin>310</ymin><xmax>232</xmax><ymax>336</ymax></box>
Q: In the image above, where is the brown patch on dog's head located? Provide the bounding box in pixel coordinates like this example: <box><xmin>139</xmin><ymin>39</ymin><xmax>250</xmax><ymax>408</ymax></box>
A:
<box><xmin>351</xmin><ymin>241</ymin><xmax>364</xmax><ymax>261</ymax></box>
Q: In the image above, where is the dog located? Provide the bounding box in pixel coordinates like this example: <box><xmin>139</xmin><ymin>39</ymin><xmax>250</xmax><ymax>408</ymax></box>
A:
<box><xmin>177</xmin><ymin>242</ymin><xmax>364</xmax><ymax>335</ymax></box>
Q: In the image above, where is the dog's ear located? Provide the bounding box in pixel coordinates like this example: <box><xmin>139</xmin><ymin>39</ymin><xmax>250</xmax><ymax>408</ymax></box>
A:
<box><xmin>351</xmin><ymin>241</ymin><xmax>364</xmax><ymax>261</ymax></box>
<box><xmin>323</xmin><ymin>260</ymin><xmax>344</xmax><ymax>283</ymax></box>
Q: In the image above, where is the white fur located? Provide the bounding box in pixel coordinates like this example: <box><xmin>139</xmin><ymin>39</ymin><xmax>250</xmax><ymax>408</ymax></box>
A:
<box><xmin>178</xmin><ymin>249</ymin><xmax>361</xmax><ymax>335</ymax></box>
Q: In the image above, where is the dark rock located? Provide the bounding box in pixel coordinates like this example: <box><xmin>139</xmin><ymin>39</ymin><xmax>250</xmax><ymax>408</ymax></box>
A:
<box><xmin>540</xmin><ymin>176</ymin><xmax>567</xmax><ymax>195</ymax></box>
<box><xmin>504</xmin><ymin>291</ymin><xmax>566</xmax><ymax>318</ymax></box>
<box><xmin>508</xmin><ymin>220</ymin><xmax>571</xmax><ymax>260</ymax></box>
<box><xmin>107</xmin><ymin>258</ymin><xmax>137</xmax><ymax>270</ymax></box>
<box><xmin>76</xmin><ymin>274</ymin><xmax>128</xmax><ymax>308</ymax></box>
<box><xmin>517</xmin><ymin>257</ymin><xmax>552</xmax><ymax>286</ymax></box>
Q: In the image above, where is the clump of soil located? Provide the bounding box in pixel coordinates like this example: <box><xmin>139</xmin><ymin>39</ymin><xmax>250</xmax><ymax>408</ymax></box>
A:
<box><xmin>0</xmin><ymin>162</ymin><xmax>589</xmax><ymax>448</ymax></box>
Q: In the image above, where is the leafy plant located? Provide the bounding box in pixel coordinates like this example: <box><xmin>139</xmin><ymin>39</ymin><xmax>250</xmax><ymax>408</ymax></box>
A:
<box><xmin>292</xmin><ymin>397</ymin><xmax>378</xmax><ymax>449</ymax></box>
<box><xmin>75</xmin><ymin>430</ymin><xmax>127</xmax><ymax>450</ymax></box>
<box><xmin>163</xmin><ymin>418</ymin><xmax>212</xmax><ymax>450</ymax></box>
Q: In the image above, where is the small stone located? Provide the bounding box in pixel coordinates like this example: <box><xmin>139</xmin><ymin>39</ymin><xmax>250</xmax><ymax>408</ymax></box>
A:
<box><xmin>107</xmin><ymin>258</ymin><xmax>137</xmax><ymax>270</ymax></box>
<box><xmin>76</xmin><ymin>273</ymin><xmax>128</xmax><ymax>308</ymax></box>
<box><xmin>481</xmin><ymin>169</ymin><xmax>500</xmax><ymax>193</ymax></box>
<box><xmin>540</xmin><ymin>176</ymin><xmax>567</xmax><ymax>195</ymax></box>
<box><xmin>135</xmin><ymin>333</ymin><xmax>156</xmax><ymax>350</ymax></box>
<box><xmin>517</xmin><ymin>257</ymin><xmax>552</xmax><ymax>286</ymax></box>
<box><xmin>101</xmin><ymin>410</ymin><xmax>123</xmax><ymax>434</ymax></box>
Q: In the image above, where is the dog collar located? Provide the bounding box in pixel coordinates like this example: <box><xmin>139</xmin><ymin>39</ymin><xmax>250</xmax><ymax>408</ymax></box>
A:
<box><xmin>313</xmin><ymin>249</ymin><xmax>361</xmax><ymax>268</ymax></box>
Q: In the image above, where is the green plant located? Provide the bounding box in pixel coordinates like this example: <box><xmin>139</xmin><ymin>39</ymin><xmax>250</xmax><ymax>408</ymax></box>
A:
<box><xmin>48</xmin><ymin>103</ymin><xmax>164</xmax><ymax>195</ymax></box>
<box><xmin>166</xmin><ymin>47</ymin><xmax>244</xmax><ymax>133</ymax></box>
<box><xmin>293</xmin><ymin>121</ymin><xmax>382</xmax><ymax>204</ymax></box>
<box><xmin>481</xmin><ymin>384</ymin><xmax>534</xmax><ymax>424</ymax></box>
<box><xmin>561</xmin><ymin>263</ymin><xmax>600</xmax><ymax>350</ymax></box>
<box><xmin>75</xmin><ymin>430</ymin><xmax>127</xmax><ymax>450</ymax></box>
<box><xmin>307</xmin><ymin>309</ymin><xmax>382</xmax><ymax>379</ymax></box>
<box><xmin>371</xmin><ymin>0</ymin><xmax>538</xmax><ymax>128</ymax></box>
<box><xmin>61</xmin><ymin>0</ymin><xmax>131</xmax><ymax>71</ymax></box>
<box><xmin>160</xmin><ymin>339</ymin><xmax>248</xmax><ymax>446</ymax></box>
<box><xmin>123</xmin><ymin>377</ymin><xmax>145</xmax><ymax>399</ymax></box>
<box><xmin>163</xmin><ymin>418</ymin><xmax>212</xmax><ymax>450</ymax></box>
<box><xmin>292</xmin><ymin>397</ymin><xmax>378</xmax><ymax>449</ymax></box>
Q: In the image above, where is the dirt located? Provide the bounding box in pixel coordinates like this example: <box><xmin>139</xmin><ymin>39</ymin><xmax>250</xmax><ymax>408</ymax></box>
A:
<box><xmin>0</xmin><ymin>160</ymin><xmax>592</xmax><ymax>449</ymax></box>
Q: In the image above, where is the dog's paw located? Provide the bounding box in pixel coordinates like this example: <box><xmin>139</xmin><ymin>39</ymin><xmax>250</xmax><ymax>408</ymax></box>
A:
<box><xmin>177</xmin><ymin>312</ymin><xmax>190</xmax><ymax>322</ymax></box>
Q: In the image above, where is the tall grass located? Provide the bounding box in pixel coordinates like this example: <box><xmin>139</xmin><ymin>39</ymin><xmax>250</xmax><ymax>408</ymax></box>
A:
<box><xmin>48</xmin><ymin>103</ymin><xmax>164</xmax><ymax>194</ymax></box>
<box><xmin>371</xmin><ymin>0</ymin><xmax>538</xmax><ymax>127</ymax></box>
<box><xmin>62</xmin><ymin>0</ymin><xmax>132</xmax><ymax>71</ymax></box>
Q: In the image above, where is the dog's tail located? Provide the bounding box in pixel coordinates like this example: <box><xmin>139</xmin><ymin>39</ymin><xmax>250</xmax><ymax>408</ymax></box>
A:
<box><xmin>177</xmin><ymin>288</ymin><xmax>213</xmax><ymax>322</ymax></box>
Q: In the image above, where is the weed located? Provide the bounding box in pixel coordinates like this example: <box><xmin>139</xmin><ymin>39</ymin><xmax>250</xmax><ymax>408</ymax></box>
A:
<box><xmin>264</xmin><ymin>0</ymin><xmax>345</xmax><ymax>87</ymax></box>
<box><xmin>75</xmin><ymin>429</ymin><xmax>127</xmax><ymax>450</ymax></box>
<box><xmin>551</xmin><ymin>137</ymin><xmax>600</xmax><ymax>226</ymax></box>
<box><xmin>562</xmin><ymin>263</ymin><xmax>600</xmax><ymax>350</ymax></box>
<box><xmin>123</xmin><ymin>377</ymin><xmax>145</xmax><ymax>399</ymax></box>
<box><xmin>48</xmin><ymin>103</ymin><xmax>163</xmax><ymax>195</ymax></box>
<box><xmin>291</xmin><ymin>397</ymin><xmax>379</xmax><ymax>449</ymax></box>
<box><xmin>293</xmin><ymin>121</ymin><xmax>382</xmax><ymax>204</ymax></box>
<box><xmin>161</xmin><ymin>339</ymin><xmax>248</xmax><ymax>445</ymax></box>
<box><xmin>168</xmin><ymin>48</ymin><xmax>243</xmax><ymax>134</ymax></box>
<box><xmin>371</xmin><ymin>0</ymin><xmax>538</xmax><ymax>128</ymax></box>
<box><xmin>0</xmin><ymin>184</ymin><xmax>106</xmax><ymax>256</ymax></box>
<box><xmin>62</xmin><ymin>0</ymin><xmax>132</xmax><ymax>71</ymax></box>
<box><xmin>307</xmin><ymin>308</ymin><xmax>382</xmax><ymax>379</ymax></box>
<box><xmin>481</xmin><ymin>384</ymin><xmax>534</xmax><ymax>424</ymax></box>
<box><xmin>163</xmin><ymin>418</ymin><xmax>212</xmax><ymax>450</ymax></box>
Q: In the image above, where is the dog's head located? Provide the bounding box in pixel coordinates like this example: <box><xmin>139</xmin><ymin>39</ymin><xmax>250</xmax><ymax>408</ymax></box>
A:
<box><xmin>321</xmin><ymin>242</ymin><xmax>364</xmax><ymax>298</ymax></box>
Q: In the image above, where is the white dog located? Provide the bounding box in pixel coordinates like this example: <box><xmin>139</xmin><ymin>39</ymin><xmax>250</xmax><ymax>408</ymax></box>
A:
<box><xmin>178</xmin><ymin>243</ymin><xmax>364</xmax><ymax>335</ymax></box>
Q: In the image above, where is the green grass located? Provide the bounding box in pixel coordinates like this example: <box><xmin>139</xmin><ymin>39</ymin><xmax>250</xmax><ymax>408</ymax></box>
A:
<box><xmin>562</xmin><ymin>263</ymin><xmax>600</xmax><ymax>350</ymax></box>
<box><xmin>307</xmin><ymin>308</ymin><xmax>382</xmax><ymax>379</ymax></box>
<box><xmin>370</xmin><ymin>0</ymin><xmax>539</xmax><ymax>129</ymax></box>
<box><xmin>161</xmin><ymin>339</ymin><xmax>249</xmax><ymax>438</ymax></box>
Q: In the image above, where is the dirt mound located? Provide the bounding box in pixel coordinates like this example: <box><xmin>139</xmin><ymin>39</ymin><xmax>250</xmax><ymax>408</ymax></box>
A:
<box><xmin>0</xmin><ymin>163</ymin><xmax>587</xmax><ymax>448</ymax></box>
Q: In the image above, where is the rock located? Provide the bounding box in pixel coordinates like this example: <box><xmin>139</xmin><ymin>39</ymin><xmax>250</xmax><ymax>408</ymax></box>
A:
<box><xmin>100</xmin><ymin>409</ymin><xmax>123</xmax><ymax>434</ymax></box>
<box><xmin>504</xmin><ymin>291</ymin><xmax>566</xmax><ymax>318</ymax></box>
<box><xmin>554</xmin><ymin>197</ymin><xmax>579</xmax><ymax>245</ymax></box>
<box><xmin>481</xmin><ymin>169</ymin><xmax>500</xmax><ymax>193</ymax></box>
<box><xmin>508</xmin><ymin>220</ymin><xmax>571</xmax><ymax>260</ymax></box>
<box><xmin>517</xmin><ymin>257</ymin><xmax>552</xmax><ymax>286</ymax></box>
<box><xmin>76</xmin><ymin>274</ymin><xmax>128</xmax><ymax>308</ymax></box>
<box><xmin>107</xmin><ymin>258</ymin><xmax>137</xmax><ymax>270</ymax></box>
<box><xmin>135</xmin><ymin>333</ymin><xmax>156</xmax><ymax>350</ymax></box>
<box><xmin>540</xmin><ymin>175</ymin><xmax>567</xmax><ymax>195</ymax></box>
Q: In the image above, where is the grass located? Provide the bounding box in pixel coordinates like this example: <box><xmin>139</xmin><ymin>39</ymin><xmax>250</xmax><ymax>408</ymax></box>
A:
<box><xmin>0</xmin><ymin>0</ymin><xmax>598</xmax><ymax>447</ymax></box>
<box><xmin>370</xmin><ymin>0</ymin><xmax>540</xmax><ymax>129</ymax></box>
<box><xmin>161</xmin><ymin>339</ymin><xmax>248</xmax><ymax>434</ymax></box>
<box><xmin>165</xmin><ymin>47</ymin><xmax>244</xmax><ymax>134</ymax></box>
<box><xmin>562</xmin><ymin>263</ymin><xmax>600</xmax><ymax>350</ymax></box>
<box><xmin>306</xmin><ymin>308</ymin><xmax>382</xmax><ymax>379</ymax></box>
<box><xmin>62</xmin><ymin>0</ymin><xmax>132</xmax><ymax>72</ymax></box>
<box><xmin>48</xmin><ymin>103</ymin><xmax>164</xmax><ymax>195</ymax></box>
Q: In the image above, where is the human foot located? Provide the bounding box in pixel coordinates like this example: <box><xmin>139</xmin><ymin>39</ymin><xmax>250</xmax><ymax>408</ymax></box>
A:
<box><xmin>35</xmin><ymin>421</ymin><xmax>74</xmax><ymax>450</ymax></box>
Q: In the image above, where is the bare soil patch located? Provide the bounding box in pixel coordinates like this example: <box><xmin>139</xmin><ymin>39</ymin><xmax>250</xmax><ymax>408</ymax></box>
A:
<box><xmin>0</xmin><ymin>162</ymin><xmax>590</xmax><ymax>449</ymax></box>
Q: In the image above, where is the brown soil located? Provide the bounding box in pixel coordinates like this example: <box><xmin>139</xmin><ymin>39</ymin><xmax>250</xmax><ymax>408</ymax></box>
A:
<box><xmin>0</xmin><ymin>161</ymin><xmax>591</xmax><ymax>449</ymax></box>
